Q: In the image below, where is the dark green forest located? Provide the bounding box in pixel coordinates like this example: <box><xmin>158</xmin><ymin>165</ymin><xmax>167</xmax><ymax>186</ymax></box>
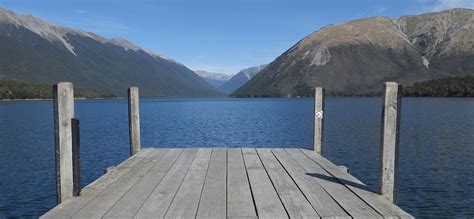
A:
<box><xmin>403</xmin><ymin>76</ymin><xmax>474</xmax><ymax>97</ymax></box>
<box><xmin>0</xmin><ymin>80</ymin><xmax>116</xmax><ymax>100</ymax></box>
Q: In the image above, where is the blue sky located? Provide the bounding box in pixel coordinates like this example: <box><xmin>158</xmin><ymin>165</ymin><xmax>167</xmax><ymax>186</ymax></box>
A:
<box><xmin>0</xmin><ymin>0</ymin><xmax>473</xmax><ymax>75</ymax></box>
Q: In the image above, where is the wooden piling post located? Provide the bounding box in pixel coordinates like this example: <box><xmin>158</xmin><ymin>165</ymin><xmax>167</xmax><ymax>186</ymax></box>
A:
<box><xmin>128</xmin><ymin>87</ymin><xmax>141</xmax><ymax>156</ymax></box>
<box><xmin>379</xmin><ymin>82</ymin><xmax>402</xmax><ymax>203</ymax></box>
<box><xmin>53</xmin><ymin>82</ymin><xmax>75</xmax><ymax>203</ymax></box>
<box><xmin>71</xmin><ymin>118</ymin><xmax>81</xmax><ymax>197</ymax></box>
<box><xmin>313</xmin><ymin>87</ymin><xmax>325</xmax><ymax>154</ymax></box>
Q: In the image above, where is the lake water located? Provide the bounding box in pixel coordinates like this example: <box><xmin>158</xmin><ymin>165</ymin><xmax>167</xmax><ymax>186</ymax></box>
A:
<box><xmin>0</xmin><ymin>98</ymin><xmax>473</xmax><ymax>218</ymax></box>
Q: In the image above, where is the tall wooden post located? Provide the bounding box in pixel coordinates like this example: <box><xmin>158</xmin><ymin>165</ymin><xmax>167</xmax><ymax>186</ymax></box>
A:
<box><xmin>128</xmin><ymin>87</ymin><xmax>141</xmax><ymax>156</ymax></box>
<box><xmin>53</xmin><ymin>82</ymin><xmax>75</xmax><ymax>203</ymax></box>
<box><xmin>379</xmin><ymin>82</ymin><xmax>402</xmax><ymax>203</ymax></box>
<box><xmin>71</xmin><ymin>118</ymin><xmax>81</xmax><ymax>197</ymax></box>
<box><xmin>313</xmin><ymin>87</ymin><xmax>325</xmax><ymax>154</ymax></box>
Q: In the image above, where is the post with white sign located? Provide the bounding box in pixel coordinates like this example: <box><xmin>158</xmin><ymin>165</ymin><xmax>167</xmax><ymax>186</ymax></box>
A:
<box><xmin>314</xmin><ymin>87</ymin><xmax>325</xmax><ymax>154</ymax></box>
<box><xmin>128</xmin><ymin>87</ymin><xmax>141</xmax><ymax>156</ymax></box>
<box><xmin>379</xmin><ymin>82</ymin><xmax>402</xmax><ymax>203</ymax></box>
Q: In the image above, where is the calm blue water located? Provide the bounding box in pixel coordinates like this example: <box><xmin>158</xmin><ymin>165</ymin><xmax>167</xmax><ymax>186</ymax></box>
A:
<box><xmin>0</xmin><ymin>98</ymin><xmax>473</xmax><ymax>218</ymax></box>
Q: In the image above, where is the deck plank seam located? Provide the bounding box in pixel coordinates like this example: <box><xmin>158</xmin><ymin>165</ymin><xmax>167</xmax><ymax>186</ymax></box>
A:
<box><xmin>298</xmin><ymin>148</ymin><xmax>390</xmax><ymax>218</ymax></box>
<box><xmin>132</xmin><ymin>148</ymin><xmax>186</xmax><ymax>218</ymax></box>
<box><xmin>301</xmin><ymin>149</ymin><xmax>411</xmax><ymax>218</ymax></box>
<box><xmin>194</xmin><ymin>148</ymin><xmax>214</xmax><ymax>219</ymax></box>
<box><xmin>253</xmin><ymin>148</ymin><xmax>291</xmax><ymax>218</ymax></box>
<box><xmin>269</xmin><ymin>148</ymin><xmax>325</xmax><ymax>218</ymax></box>
<box><xmin>286</xmin><ymin>148</ymin><xmax>353</xmax><ymax>217</ymax></box>
<box><xmin>225</xmin><ymin>147</ymin><xmax>228</xmax><ymax>218</ymax></box>
<box><xmin>258</xmin><ymin>148</ymin><xmax>320</xmax><ymax>218</ymax></box>
<box><xmin>69</xmin><ymin>149</ymin><xmax>162</xmax><ymax>218</ymax></box>
<box><xmin>162</xmin><ymin>148</ymin><xmax>202</xmax><ymax>218</ymax></box>
<box><xmin>100</xmin><ymin>148</ymin><xmax>174</xmax><ymax>218</ymax></box>
<box><xmin>284</xmin><ymin>148</ymin><xmax>363</xmax><ymax>218</ymax></box>
<box><xmin>271</xmin><ymin>148</ymin><xmax>351</xmax><ymax>219</ymax></box>
<box><xmin>240</xmin><ymin>148</ymin><xmax>260</xmax><ymax>219</ymax></box>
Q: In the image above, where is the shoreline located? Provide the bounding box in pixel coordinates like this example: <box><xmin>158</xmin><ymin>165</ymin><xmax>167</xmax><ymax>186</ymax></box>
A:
<box><xmin>1</xmin><ymin>96</ymin><xmax>473</xmax><ymax>102</ymax></box>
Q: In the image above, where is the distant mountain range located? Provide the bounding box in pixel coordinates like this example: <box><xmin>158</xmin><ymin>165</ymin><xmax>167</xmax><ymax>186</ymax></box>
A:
<box><xmin>194</xmin><ymin>70</ymin><xmax>232</xmax><ymax>88</ymax></box>
<box><xmin>0</xmin><ymin>8</ymin><xmax>223</xmax><ymax>98</ymax></box>
<box><xmin>220</xmin><ymin>64</ymin><xmax>267</xmax><ymax>94</ymax></box>
<box><xmin>233</xmin><ymin>8</ymin><xmax>474</xmax><ymax>97</ymax></box>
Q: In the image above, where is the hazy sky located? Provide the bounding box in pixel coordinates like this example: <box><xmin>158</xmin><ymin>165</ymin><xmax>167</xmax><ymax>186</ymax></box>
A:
<box><xmin>0</xmin><ymin>0</ymin><xmax>473</xmax><ymax>75</ymax></box>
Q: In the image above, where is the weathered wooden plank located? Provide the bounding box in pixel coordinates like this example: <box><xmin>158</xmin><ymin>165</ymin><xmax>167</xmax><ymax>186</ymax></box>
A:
<box><xmin>40</xmin><ymin>149</ymin><xmax>154</xmax><ymax>219</ymax></box>
<box><xmin>135</xmin><ymin>148</ymin><xmax>197</xmax><ymax>218</ymax></box>
<box><xmin>380</xmin><ymin>82</ymin><xmax>402</xmax><ymax>203</ymax></box>
<box><xmin>196</xmin><ymin>148</ymin><xmax>228</xmax><ymax>219</ymax></box>
<box><xmin>104</xmin><ymin>148</ymin><xmax>192</xmax><ymax>218</ymax></box>
<box><xmin>43</xmin><ymin>148</ymin><xmax>411</xmax><ymax>219</ymax></box>
<box><xmin>227</xmin><ymin>148</ymin><xmax>257</xmax><ymax>218</ymax></box>
<box><xmin>128</xmin><ymin>87</ymin><xmax>141</xmax><ymax>156</ymax></box>
<box><xmin>301</xmin><ymin>149</ymin><xmax>413</xmax><ymax>219</ymax></box>
<box><xmin>165</xmin><ymin>148</ymin><xmax>212</xmax><ymax>218</ymax></box>
<box><xmin>271</xmin><ymin>148</ymin><xmax>350</xmax><ymax>219</ymax></box>
<box><xmin>257</xmin><ymin>148</ymin><xmax>320</xmax><ymax>218</ymax></box>
<box><xmin>242</xmin><ymin>148</ymin><xmax>288</xmax><ymax>219</ymax></box>
<box><xmin>72</xmin><ymin>148</ymin><xmax>178</xmax><ymax>218</ymax></box>
<box><xmin>286</xmin><ymin>148</ymin><xmax>382</xmax><ymax>219</ymax></box>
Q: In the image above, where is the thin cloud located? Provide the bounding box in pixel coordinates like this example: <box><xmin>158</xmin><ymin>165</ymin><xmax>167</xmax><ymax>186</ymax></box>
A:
<box><xmin>428</xmin><ymin>0</ymin><xmax>474</xmax><ymax>11</ymax></box>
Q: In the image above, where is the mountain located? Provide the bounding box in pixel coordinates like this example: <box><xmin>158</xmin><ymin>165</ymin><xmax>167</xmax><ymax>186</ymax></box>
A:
<box><xmin>220</xmin><ymin>64</ymin><xmax>268</xmax><ymax>94</ymax></box>
<box><xmin>0</xmin><ymin>8</ymin><xmax>223</xmax><ymax>98</ymax></box>
<box><xmin>233</xmin><ymin>8</ymin><xmax>474</xmax><ymax>97</ymax></box>
<box><xmin>194</xmin><ymin>70</ymin><xmax>232</xmax><ymax>88</ymax></box>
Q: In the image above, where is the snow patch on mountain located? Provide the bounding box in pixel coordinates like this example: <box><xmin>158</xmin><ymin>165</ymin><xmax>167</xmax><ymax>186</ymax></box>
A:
<box><xmin>195</xmin><ymin>70</ymin><xmax>232</xmax><ymax>81</ymax></box>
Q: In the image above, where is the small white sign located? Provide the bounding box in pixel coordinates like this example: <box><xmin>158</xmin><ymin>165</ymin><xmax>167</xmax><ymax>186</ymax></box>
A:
<box><xmin>315</xmin><ymin>110</ymin><xmax>323</xmax><ymax>119</ymax></box>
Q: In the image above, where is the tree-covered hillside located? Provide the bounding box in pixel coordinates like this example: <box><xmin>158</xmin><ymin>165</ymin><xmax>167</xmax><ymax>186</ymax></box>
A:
<box><xmin>0</xmin><ymin>80</ymin><xmax>115</xmax><ymax>100</ymax></box>
<box><xmin>403</xmin><ymin>76</ymin><xmax>474</xmax><ymax>97</ymax></box>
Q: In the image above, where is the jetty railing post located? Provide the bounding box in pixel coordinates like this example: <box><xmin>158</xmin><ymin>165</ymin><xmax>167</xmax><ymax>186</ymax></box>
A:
<box><xmin>53</xmin><ymin>82</ymin><xmax>75</xmax><ymax>203</ymax></box>
<box><xmin>313</xmin><ymin>87</ymin><xmax>325</xmax><ymax>154</ymax></box>
<box><xmin>71</xmin><ymin>118</ymin><xmax>81</xmax><ymax>197</ymax></box>
<box><xmin>128</xmin><ymin>87</ymin><xmax>141</xmax><ymax>156</ymax></box>
<box><xmin>379</xmin><ymin>82</ymin><xmax>402</xmax><ymax>203</ymax></box>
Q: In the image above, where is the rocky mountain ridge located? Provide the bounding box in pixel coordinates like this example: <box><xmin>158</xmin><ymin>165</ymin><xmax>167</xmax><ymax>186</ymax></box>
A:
<box><xmin>0</xmin><ymin>8</ymin><xmax>222</xmax><ymax>97</ymax></box>
<box><xmin>234</xmin><ymin>8</ymin><xmax>474</xmax><ymax>97</ymax></box>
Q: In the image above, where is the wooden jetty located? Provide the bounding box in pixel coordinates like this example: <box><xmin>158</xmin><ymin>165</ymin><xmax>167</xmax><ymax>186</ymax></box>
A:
<box><xmin>42</xmin><ymin>82</ymin><xmax>412</xmax><ymax>218</ymax></box>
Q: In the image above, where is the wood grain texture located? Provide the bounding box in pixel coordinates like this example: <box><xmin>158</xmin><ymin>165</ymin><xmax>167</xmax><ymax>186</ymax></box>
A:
<box><xmin>227</xmin><ymin>148</ymin><xmax>257</xmax><ymax>218</ymax></box>
<box><xmin>72</xmin><ymin>149</ymin><xmax>174</xmax><ymax>218</ymax></box>
<box><xmin>242</xmin><ymin>148</ymin><xmax>288</xmax><ymax>219</ymax></box>
<box><xmin>286</xmin><ymin>148</ymin><xmax>382</xmax><ymax>219</ymax></box>
<box><xmin>53</xmin><ymin>82</ymin><xmax>75</xmax><ymax>203</ymax></box>
<box><xmin>128</xmin><ymin>87</ymin><xmax>141</xmax><ymax>156</ymax></box>
<box><xmin>271</xmin><ymin>148</ymin><xmax>349</xmax><ymax>219</ymax></box>
<box><xmin>257</xmin><ymin>148</ymin><xmax>319</xmax><ymax>218</ymax></box>
<box><xmin>314</xmin><ymin>87</ymin><xmax>325</xmax><ymax>154</ymax></box>
<box><xmin>196</xmin><ymin>148</ymin><xmax>228</xmax><ymax>219</ymax></box>
<box><xmin>380</xmin><ymin>82</ymin><xmax>402</xmax><ymax>203</ymax></box>
<box><xmin>165</xmin><ymin>148</ymin><xmax>212</xmax><ymax>218</ymax></box>
<box><xmin>134</xmin><ymin>149</ymin><xmax>197</xmax><ymax>218</ymax></box>
<box><xmin>301</xmin><ymin>149</ymin><xmax>413</xmax><ymax>219</ymax></box>
<box><xmin>40</xmin><ymin>149</ymin><xmax>154</xmax><ymax>219</ymax></box>
<box><xmin>103</xmin><ymin>148</ymin><xmax>188</xmax><ymax>218</ymax></box>
<box><xmin>42</xmin><ymin>148</ymin><xmax>412</xmax><ymax>219</ymax></box>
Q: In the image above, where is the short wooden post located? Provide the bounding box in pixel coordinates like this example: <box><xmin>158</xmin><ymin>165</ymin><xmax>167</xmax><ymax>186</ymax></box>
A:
<box><xmin>53</xmin><ymin>82</ymin><xmax>75</xmax><ymax>203</ymax></box>
<box><xmin>71</xmin><ymin>118</ymin><xmax>81</xmax><ymax>197</ymax></box>
<box><xmin>379</xmin><ymin>82</ymin><xmax>402</xmax><ymax>203</ymax></box>
<box><xmin>313</xmin><ymin>87</ymin><xmax>325</xmax><ymax>154</ymax></box>
<box><xmin>128</xmin><ymin>87</ymin><xmax>141</xmax><ymax>156</ymax></box>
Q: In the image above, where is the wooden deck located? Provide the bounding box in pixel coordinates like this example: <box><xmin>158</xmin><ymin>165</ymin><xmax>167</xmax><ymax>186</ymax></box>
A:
<box><xmin>41</xmin><ymin>148</ymin><xmax>412</xmax><ymax>219</ymax></box>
